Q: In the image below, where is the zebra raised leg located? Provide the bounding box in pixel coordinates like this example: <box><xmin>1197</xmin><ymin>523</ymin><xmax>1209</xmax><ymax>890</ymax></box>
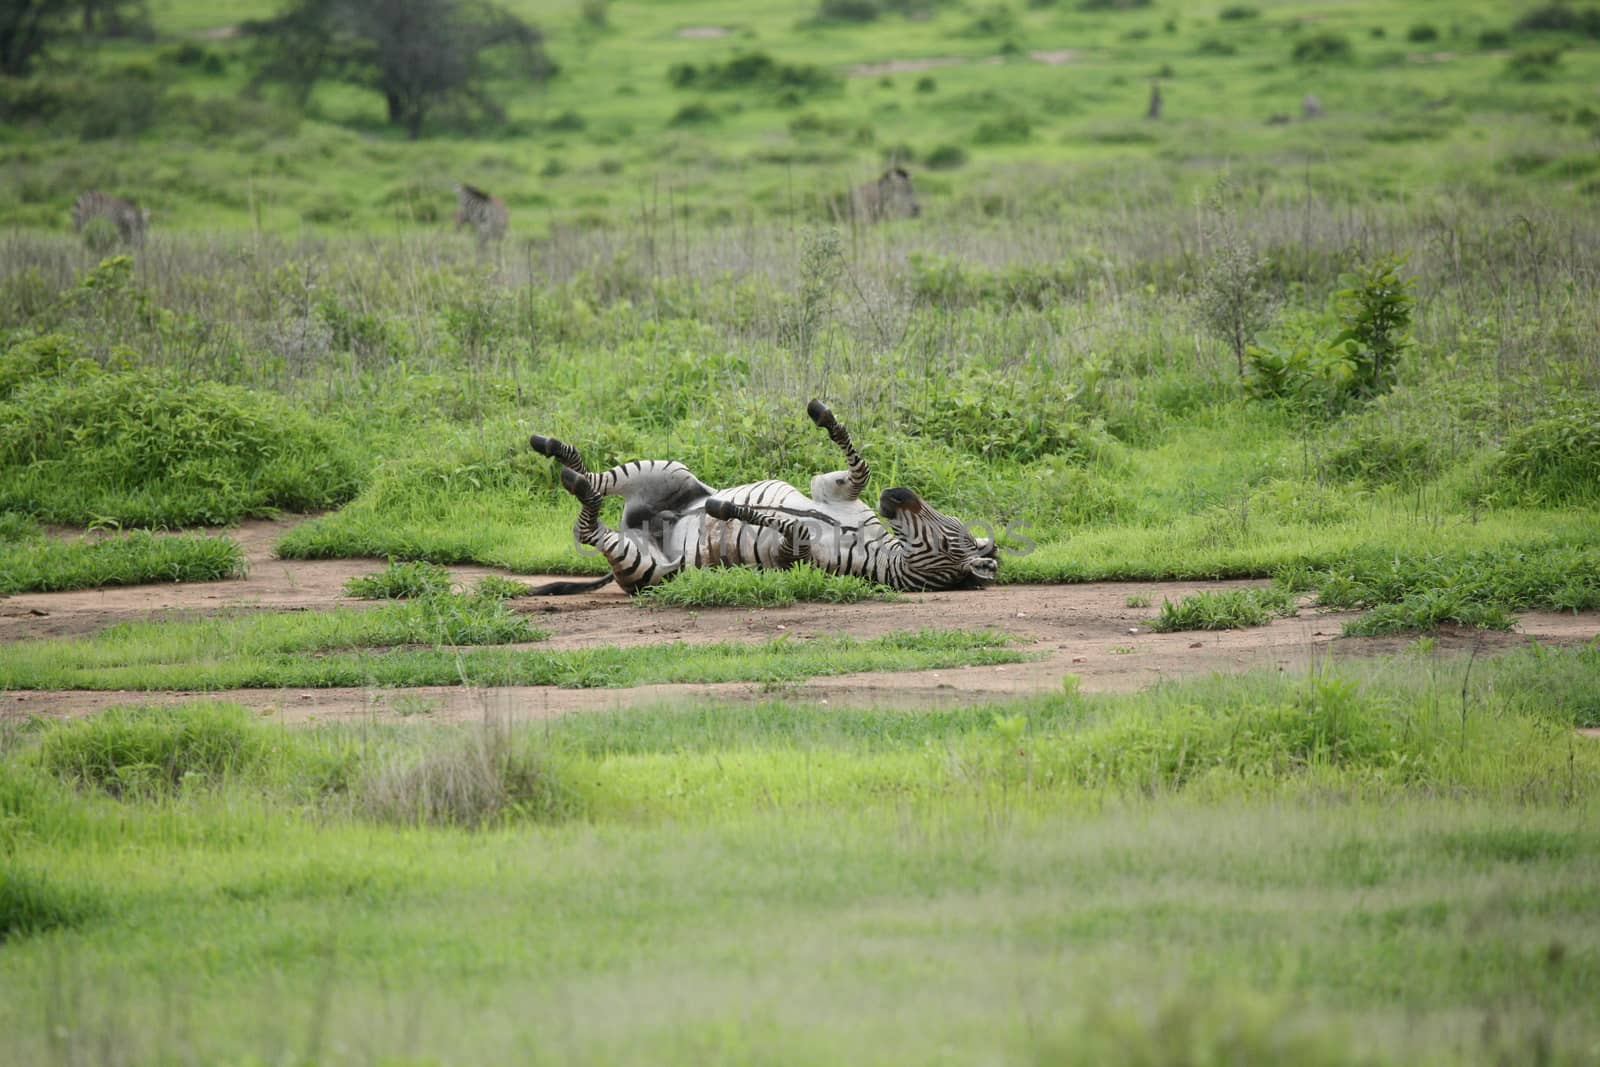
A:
<box><xmin>529</xmin><ymin>434</ymin><xmax>587</xmax><ymax>474</ymax></box>
<box><xmin>556</xmin><ymin>465</ymin><xmax>697</xmax><ymax>594</ymax></box>
<box><xmin>807</xmin><ymin>399</ymin><xmax>869</xmax><ymax>503</ymax></box>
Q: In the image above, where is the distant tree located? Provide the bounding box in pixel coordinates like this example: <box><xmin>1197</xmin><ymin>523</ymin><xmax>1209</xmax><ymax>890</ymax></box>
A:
<box><xmin>1</xmin><ymin>0</ymin><xmax>70</xmax><ymax>76</ymax></box>
<box><xmin>246</xmin><ymin>0</ymin><xmax>556</xmax><ymax>139</ymax></box>
<box><xmin>78</xmin><ymin>0</ymin><xmax>151</xmax><ymax>37</ymax></box>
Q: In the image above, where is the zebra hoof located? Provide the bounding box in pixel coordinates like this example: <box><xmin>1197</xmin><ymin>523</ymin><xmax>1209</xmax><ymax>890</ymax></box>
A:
<box><xmin>705</xmin><ymin>497</ymin><xmax>736</xmax><ymax>521</ymax></box>
<box><xmin>806</xmin><ymin>399</ymin><xmax>836</xmax><ymax>429</ymax></box>
<box><xmin>529</xmin><ymin>434</ymin><xmax>561</xmax><ymax>457</ymax></box>
<box><xmin>559</xmin><ymin>466</ymin><xmax>598</xmax><ymax>504</ymax></box>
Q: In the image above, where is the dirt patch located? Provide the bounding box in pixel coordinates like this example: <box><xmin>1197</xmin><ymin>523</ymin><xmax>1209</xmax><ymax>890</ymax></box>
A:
<box><xmin>850</xmin><ymin>57</ymin><xmax>969</xmax><ymax>77</ymax></box>
<box><xmin>193</xmin><ymin>25</ymin><xmax>240</xmax><ymax>40</ymax></box>
<box><xmin>677</xmin><ymin>26</ymin><xmax>728</xmax><ymax>39</ymax></box>
<box><xmin>1030</xmin><ymin>49</ymin><xmax>1079</xmax><ymax>66</ymax></box>
<box><xmin>5</xmin><ymin>518</ymin><xmax>1598</xmax><ymax>723</ymax></box>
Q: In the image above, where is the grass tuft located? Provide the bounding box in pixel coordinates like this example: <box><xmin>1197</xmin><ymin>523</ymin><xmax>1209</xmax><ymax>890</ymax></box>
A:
<box><xmin>638</xmin><ymin>563</ymin><xmax>897</xmax><ymax>608</ymax></box>
<box><xmin>344</xmin><ymin>559</ymin><xmax>454</xmax><ymax>599</ymax></box>
<box><xmin>1150</xmin><ymin>586</ymin><xmax>1296</xmax><ymax>632</ymax></box>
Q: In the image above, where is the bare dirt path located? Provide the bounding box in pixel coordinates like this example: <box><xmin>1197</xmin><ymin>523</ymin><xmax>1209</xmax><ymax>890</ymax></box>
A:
<box><xmin>5</xmin><ymin>519</ymin><xmax>1597</xmax><ymax>723</ymax></box>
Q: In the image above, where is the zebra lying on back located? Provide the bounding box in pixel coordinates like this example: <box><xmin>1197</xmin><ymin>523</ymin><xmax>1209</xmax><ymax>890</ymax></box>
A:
<box><xmin>528</xmin><ymin>400</ymin><xmax>998</xmax><ymax>594</ymax></box>
<box><xmin>454</xmin><ymin>183</ymin><xmax>508</xmax><ymax>248</ymax></box>
<box><xmin>71</xmin><ymin>192</ymin><xmax>148</xmax><ymax>247</ymax></box>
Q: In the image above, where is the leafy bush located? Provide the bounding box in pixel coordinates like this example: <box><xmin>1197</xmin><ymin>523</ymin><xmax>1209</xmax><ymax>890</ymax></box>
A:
<box><xmin>668</xmin><ymin>102</ymin><xmax>717</xmax><ymax>127</ymax></box>
<box><xmin>1478</xmin><ymin>29</ymin><xmax>1511</xmax><ymax>48</ymax></box>
<box><xmin>344</xmin><ymin>559</ymin><xmax>453</xmax><ymax>599</ymax></box>
<box><xmin>973</xmin><ymin>111</ymin><xmax>1033</xmax><ymax>144</ymax></box>
<box><xmin>816</xmin><ymin>0</ymin><xmax>881</xmax><ymax>20</ymax></box>
<box><xmin>1150</xmin><ymin>586</ymin><xmax>1296</xmax><ymax>632</ymax></box>
<box><xmin>1513</xmin><ymin>4</ymin><xmax>1600</xmax><ymax>37</ymax></box>
<box><xmin>1406</xmin><ymin>23</ymin><xmax>1439</xmax><ymax>43</ymax></box>
<box><xmin>1218</xmin><ymin>5</ymin><xmax>1258</xmax><ymax>19</ymax></box>
<box><xmin>1506</xmin><ymin>46</ymin><xmax>1565</xmax><ymax>80</ymax></box>
<box><xmin>1246</xmin><ymin>256</ymin><xmax>1413</xmax><ymax>411</ymax></box>
<box><xmin>667</xmin><ymin>53</ymin><xmax>838</xmax><ymax>94</ymax></box>
<box><xmin>1195</xmin><ymin>38</ymin><xmax>1238</xmax><ymax>56</ymax></box>
<box><xmin>923</xmin><ymin>144</ymin><xmax>968</xmax><ymax>170</ymax></box>
<box><xmin>0</xmin><ymin>337</ymin><xmax>365</xmax><ymax>526</ymax></box>
<box><xmin>1291</xmin><ymin>32</ymin><xmax>1354</xmax><ymax>63</ymax></box>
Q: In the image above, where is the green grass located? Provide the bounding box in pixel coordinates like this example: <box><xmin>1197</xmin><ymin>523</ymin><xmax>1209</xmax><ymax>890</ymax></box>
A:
<box><xmin>3</xmin><ymin>648</ymin><xmax>1600</xmax><ymax>1064</ymax></box>
<box><xmin>638</xmin><ymin>563</ymin><xmax>897</xmax><ymax>608</ymax></box>
<box><xmin>0</xmin><ymin>628</ymin><xmax>1022</xmax><ymax>691</ymax></box>
<box><xmin>0</xmin><ymin>594</ymin><xmax>547</xmax><ymax>683</ymax></box>
<box><xmin>343</xmin><ymin>559</ymin><xmax>454</xmax><ymax>599</ymax></box>
<box><xmin>0</xmin><ymin>332</ymin><xmax>366</xmax><ymax>527</ymax></box>
<box><xmin>0</xmin><ymin>530</ymin><xmax>245</xmax><ymax>594</ymax></box>
<box><xmin>1150</xmin><ymin>584</ymin><xmax>1297</xmax><ymax>632</ymax></box>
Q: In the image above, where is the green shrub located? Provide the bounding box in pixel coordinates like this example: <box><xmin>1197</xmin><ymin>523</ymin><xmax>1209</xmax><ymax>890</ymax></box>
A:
<box><xmin>1406</xmin><ymin>23</ymin><xmax>1439</xmax><ymax>43</ymax></box>
<box><xmin>1195</xmin><ymin>38</ymin><xmax>1238</xmax><ymax>56</ymax></box>
<box><xmin>923</xmin><ymin>144</ymin><xmax>968</xmax><ymax>170</ymax></box>
<box><xmin>1218</xmin><ymin>5</ymin><xmax>1258</xmax><ymax>19</ymax></box>
<box><xmin>668</xmin><ymin>53</ymin><xmax>838</xmax><ymax>94</ymax></box>
<box><xmin>39</xmin><ymin>704</ymin><xmax>272</xmax><ymax>797</ymax></box>
<box><xmin>1478</xmin><ymin>29</ymin><xmax>1511</xmax><ymax>48</ymax></box>
<box><xmin>344</xmin><ymin>559</ymin><xmax>453</xmax><ymax>599</ymax></box>
<box><xmin>0</xmin><ymin>338</ymin><xmax>365</xmax><ymax>527</ymax></box>
<box><xmin>1292</xmin><ymin>32</ymin><xmax>1354</xmax><ymax>63</ymax></box>
<box><xmin>1513</xmin><ymin>4</ymin><xmax>1600</xmax><ymax>37</ymax></box>
<box><xmin>1506</xmin><ymin>46</ymin><xmax>1565</xmax><ymax>80</ymax></box>
<box><xmin>668</xmin><ymin>102</ymin><xmax>717</xmax><ymax>127</ymax></box>
<box><xmin>816</xmin><ymin>0</ymin><xmax>881</xmax><ymax>20</ymax></box>
<box><xmin>973</xmin><ymin>111</ymin><xmax>1033</xmax><ymax>144</ymax></box>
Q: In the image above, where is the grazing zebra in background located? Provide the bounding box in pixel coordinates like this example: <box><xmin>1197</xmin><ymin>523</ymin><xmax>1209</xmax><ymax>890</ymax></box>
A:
<box><xmin>528</xmin><ymin>400</ymin><xmax>998</xmax><ymax>595</ymax></box>
<box><xmin>70</xmin><ymin>192</ymin><xmax>148</xmax><ymax>247</ymax></box>
<box><xmin>851</xmin><ymin>166</ymin><xmax>921</xmax><ymax>223</ymax></box>
<box><xmin>454</xmin><ymin>183</ymin><xmax>509</xmax><ymax>248</ymax></box>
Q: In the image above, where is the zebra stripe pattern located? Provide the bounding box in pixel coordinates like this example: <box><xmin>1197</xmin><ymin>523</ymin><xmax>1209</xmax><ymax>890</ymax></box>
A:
<box><xmin>454</xmin><ymin>183</ymin><xmax>509</xmax><ymax>248</ymax></box>
<box><xmin>71</xmin><ymin>191</ymin><xmax>148</xmax><ymax>246</ymax></box>
<box><xmin>531</xmin><ymin>401</ymin><xmax>997</xmax><ymax>594</ymax></box>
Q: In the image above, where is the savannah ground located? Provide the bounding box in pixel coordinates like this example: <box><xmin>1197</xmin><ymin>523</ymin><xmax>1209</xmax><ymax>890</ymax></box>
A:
<box><xmin>3</xmin><ymin>0</ymin><xmax>1600</xmax><ymax>1062</ymax></box>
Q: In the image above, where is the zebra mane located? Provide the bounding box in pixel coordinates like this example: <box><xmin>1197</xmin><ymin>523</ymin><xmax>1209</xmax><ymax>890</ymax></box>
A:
<box><xmin>457</xmin><ymin>183</ymin><xmax>492</xmax><ymax>203</ymax></box>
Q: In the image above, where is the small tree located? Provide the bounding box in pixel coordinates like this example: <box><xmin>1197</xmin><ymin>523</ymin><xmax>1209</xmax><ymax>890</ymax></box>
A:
<box><xmin>1197</xmin><ymin>235</ymin><xmax>1272</xmax><ymax>378</ymax></box>
<box><xmin>1</xmin><ymin>0</ymin><xmax>71</xmax><ymax>76</ymax></box>
<box><xmin>1332</xmin><ymin>255</ymin><xmax>1415</xmax><ymax>398</ymax></box>
<box><xmin>248</xmin><ymin>0</ymin><xmax>555</xmax><ymax>138</ymax></box>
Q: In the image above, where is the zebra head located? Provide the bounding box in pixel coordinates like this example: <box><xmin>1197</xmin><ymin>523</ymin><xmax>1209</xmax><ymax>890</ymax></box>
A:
<box><xmin>878</xmin><ymin>488</ymin><xmax>998</xmax><ymax>590</ymax></box>
<box><xmin>878</xmin><ymin>167</ymin><xmax>920</xmax><ymax>219</ymax></box>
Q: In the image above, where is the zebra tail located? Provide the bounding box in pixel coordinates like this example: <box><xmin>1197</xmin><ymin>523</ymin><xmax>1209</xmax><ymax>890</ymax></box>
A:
<box><xmin>525</xmin><ymin>575</ymin><xmax>615</xmax><ymax>596</ymax></box>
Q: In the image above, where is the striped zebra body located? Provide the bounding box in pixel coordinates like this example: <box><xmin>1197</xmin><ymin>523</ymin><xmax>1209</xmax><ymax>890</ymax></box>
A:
<box><xmin>454</xmin><ymin>183</ymin><xmax>508</xmax><ymax>248</ymax></box>
<box><xmin>71</xmin><ymin>192</ymin><xmax>147</xmax><ymax>246</ymax></box>
<box><xmin>532</xmin><ymin>401</ymin><xmax>997</xmax><ymax>594</ymax></box>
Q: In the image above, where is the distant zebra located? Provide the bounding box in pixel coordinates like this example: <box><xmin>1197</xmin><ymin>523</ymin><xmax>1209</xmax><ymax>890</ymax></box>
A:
<box><xmin>850</xmin><ymin>167</ymin><xmax>920</xmax><ymax>223</ymax></box>
<box><xmin>70</xmin><ymin>192</ymin><xmax>148</xmax><ymax>247</ymax></box>
<box><xmin>454</xmin><ymin>183</ymin><xmax>509</xmax><ymax>248</ymax></box>
<box><xmin>528</xmin><ymin>400</ymin><xmax>998</xmax><ymax>595</ymax></box>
